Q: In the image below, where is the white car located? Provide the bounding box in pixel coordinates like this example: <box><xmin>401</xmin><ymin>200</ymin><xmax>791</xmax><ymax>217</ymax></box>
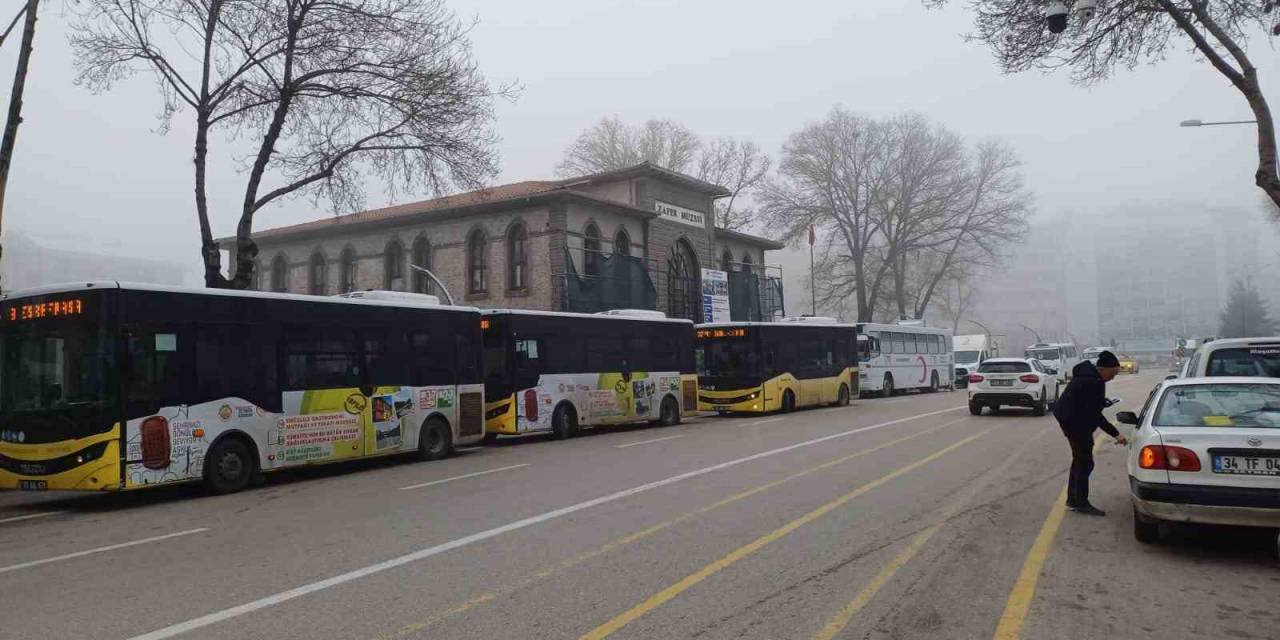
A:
<box><xmin>1024</xmin><ymin>343</ymin><xmax>1080</xmax><ymax>381</ymax></box>
<box><xmin>967</xmin><ymin>358</ymin><xmax>1060</xmax><ymax>416</ymax></box>
<box><xmin>1120</xmin><ymin>377</ymin><xmax>1280</xmax><ymax>544</ymax></box>
<box><xmin>1175</xmin><ymin>337</ymin><xmax>1280</xmax><ymax>379</ymax></box>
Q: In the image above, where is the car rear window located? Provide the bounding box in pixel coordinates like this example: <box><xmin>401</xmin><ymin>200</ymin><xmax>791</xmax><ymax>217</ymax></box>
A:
<box><xmin>1205</xmin><ymin>347</ymin><xmax>1280</xmax><ymax>377</ymax></box>
<box><xmin>1153</xmin><ymin>383</ymin><xmax>1280</xmax><ymax>428</ymax></box>
<box><xmin>978</xmin><ymin>362</ymin><xmax>1031</xmax><ymax>374</ymax></box>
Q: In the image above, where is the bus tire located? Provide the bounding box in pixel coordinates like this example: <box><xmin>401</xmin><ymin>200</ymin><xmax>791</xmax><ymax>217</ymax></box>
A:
<box><xmin>779</xmin><ymin>389</ymin><xmax>796</xmax><ymax>413</ymax></box>
<box><xmin>204</xmin><ymin>436</ymin><xmax>255</xmax><ymax>495</ymax></box>
<box><xmin>656</xmin><ymin>395</ymin><xmax>681</xmax><ymax>427</ymax></box>
<box><xmin>927</xmin><ymin>371</ymin><xmax>939</xmax><ymax>393</ymax></box>
<box><xmin>418</xmin><ymin>417</ymin><xmax>453</xmax><ymax>461</ymax></box>
<box><xmin>552</xmin><ymin>403</ymin><xmax>578</xmax><ymax>440</ymax></box>
<box><xmin>834</xmin><ymin>384</ymin><xmax>851</xmax><ymax>407</ymax></box>
<box><xmin>880</xmin><ymin>374</ymin><xmax>895</xmax><ymax>398</ymax></box>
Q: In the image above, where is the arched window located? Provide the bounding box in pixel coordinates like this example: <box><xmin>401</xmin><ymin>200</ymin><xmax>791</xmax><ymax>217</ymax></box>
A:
<box><xmin>467</xmin><ymin>229</ymin><xmax>488</xmax><ymax>293</ymax></box>
<box><xmin>308</xmin><ymin>251</ymin><xmax>326</xmax><ymax>295</ymax></box>
<box><xmin>411</xmin><ymin>236</ymin><xmax>432</xmax><ymax>294</ymax></box>
<box><xmin>270</xmin><ymin>254</ymin><xmax>288</xmax><ymax>292</ymax></box>
<box><xmin>741</xmin><ymin>252</ymin><xmax>754</xmax><ymax>274</ymax></box>
<box><xmin>583</xmin><ymin>223</ymin><xmax>601</xmax><ymax>277</ymax></box>
<box><xmin>250</xmin><ymin>261</ymin><xmax>262</xmax><ymax>291</ymax></box>
<box><xmin>339</xmin><ymin>247</ymin><xmax>358</xmax><ymax>293</ymax></box>
<box><xmin>384</xmin><ymin>240</ymin><xmax>405</xmax><ymax>290</ymax></box>
<box><xmin>507</xmin><ymin>223</ymin><xmax>528</xmax><ymax>290</ymax></box>
<box><xmin>720</xmin><ymin>249</ymin><xmax>735</xmax><ymax>272</ymax></box>
<box><xmin>614</xmin><ymin>228</ymin><xmax>631</xmax><ymax>257</ymax></box>
<box><xmin>666</xmin><ymin>238</ymin><xmax>700</xmax><ymax>322</ymax></box>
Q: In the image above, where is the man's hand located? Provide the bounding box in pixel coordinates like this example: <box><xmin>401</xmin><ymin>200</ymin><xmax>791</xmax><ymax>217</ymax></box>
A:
<box><xmin>1114</xmin><ymin>434</ymin><xmax>1129</xmax><ymax>446</ymax></box>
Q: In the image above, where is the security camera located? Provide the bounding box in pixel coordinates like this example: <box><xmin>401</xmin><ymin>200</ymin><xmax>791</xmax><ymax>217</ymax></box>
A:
<box><xmin>1045</xmin><ymin>1</ymin><xmax>1069</xmax><ymax>34</ymax></box>
<box><xmin>1075</xmin><ymin>0</ymin><xmax>1098</xmax><ymax>26</ymax></box>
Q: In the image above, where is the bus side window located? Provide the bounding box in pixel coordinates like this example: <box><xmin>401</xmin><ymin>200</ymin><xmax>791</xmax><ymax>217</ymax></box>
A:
<box><xmin>126</xmin><ymin>328</ymin><xmax>191</xmax><ymax>414</ymax></box>
<box><xmin>516</xmin><ymin>338</ymin><xmax>542</xmax><ymax>367</ymax></box>
<box><xmin>281</xmin><ymin>328</ymin><xmax>359</xmax><ymax>390</ymax></box>
<box><xmin>194</xmin><ymin>324</ymin><xmax>277</xmax><ymax>410</ymax></box>
<box><xmin>456</xmin><ymin>333</ymin><xmax>479</xmax><ymax>384</ymax></box>
<box><xmin>362</xmin><ymin>330</ymin><xmax>404</xmax><ymax>388</ymax></box>
<box><xmin>409</xmin><ymin>331</ymin><xmax>454</xmax><ymax>386</ymax></box>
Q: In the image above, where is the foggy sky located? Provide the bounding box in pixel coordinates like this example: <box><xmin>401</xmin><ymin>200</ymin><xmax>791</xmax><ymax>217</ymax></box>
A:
<box><xmin>1</xmin><ymin>0</ymin><xmax>1274</xmax><ymax>283</ymax></box>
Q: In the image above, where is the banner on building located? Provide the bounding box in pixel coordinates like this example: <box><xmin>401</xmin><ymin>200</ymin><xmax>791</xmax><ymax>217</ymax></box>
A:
<box><xmin>701</xmin><ymin>268</ymin><xmax>730</xmax><ymax>323</ymax></box>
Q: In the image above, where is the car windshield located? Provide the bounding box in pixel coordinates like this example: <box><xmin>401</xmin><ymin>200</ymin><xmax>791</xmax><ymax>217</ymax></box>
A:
<box><xmin>1204</xmin><ymin>347</ymin><xmax>1280</xmax><ymax>377</ymax></box>
<box><xmin>978</xmin><ymin>361</ymin><xmax>1031</xmax><ymax>374</ymax></box>
<box><xmin>1025</xmin><ymin>348</ymin><xmax>1058</xmax><ymax>360</ymax></box>
<box><xmin>1082</xmin><ymin>349</ymin><xmax>1103</xmax><ymax>359</ymax></box>
<box><xmin>955</xmin><ymin>350</ymin><xmax>980</xmax><ymax>363</ymax></box>
<box><xmin>1153</xmin><ymin>383</ymin><xmax>1280</xmax><ymax>428</ymax></box>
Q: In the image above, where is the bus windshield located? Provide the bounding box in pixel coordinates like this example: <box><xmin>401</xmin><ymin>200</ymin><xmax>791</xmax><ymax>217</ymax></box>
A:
<box><xmin>1025</xmin><ymin>348</ymin><xmax>1059</xmax><ymax>361</ymax></box>
<box><xmin>697</xmin><ymin>339</ymin><xmax>760</xmax><ymax>380</ymax></box>
<box><xmin>0</xmin><ymin>320</ymin><xmax>116</xmax><ymax>444</ymax></box>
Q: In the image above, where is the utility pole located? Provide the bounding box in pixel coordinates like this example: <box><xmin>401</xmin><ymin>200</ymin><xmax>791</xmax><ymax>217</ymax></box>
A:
<box><xmin>0</xmin><ymin>0</ymin><xmax>40</xmax><ymax>294</ymax></box>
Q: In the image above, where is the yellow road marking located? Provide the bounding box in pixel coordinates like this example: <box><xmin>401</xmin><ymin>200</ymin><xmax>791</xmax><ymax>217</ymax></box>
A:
<box><xmin>374</xmin><ymin>417</ymin><xmax>971</xmax><ymax>640</ymax></box>
<box><xmin>991</xmin><ymin>436</ymin><xmax>1105</xmax><ymax>640</ymax></box>
<box><xmin>580</xmin><ymin>428</ymin><xmax>996</xmax><ymax>640</ymax></box>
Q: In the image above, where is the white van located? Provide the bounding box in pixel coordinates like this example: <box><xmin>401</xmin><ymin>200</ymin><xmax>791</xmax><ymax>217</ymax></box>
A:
<box><xmin>953</xmin><ymin>334</ymin><xmax>996</xmax><ymax>388</ymax></box>
<box><xmin>1023</xmin><ymin>342</ymin><xmax>1081</xmax><ymax>381</ymax></box>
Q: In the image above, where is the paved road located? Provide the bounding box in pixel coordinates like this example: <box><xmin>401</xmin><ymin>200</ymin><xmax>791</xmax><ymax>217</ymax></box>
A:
<box><xmin>1</xmin><ymin>372</ymin><xmax>1276</xmax><ymax>640</ymax></box>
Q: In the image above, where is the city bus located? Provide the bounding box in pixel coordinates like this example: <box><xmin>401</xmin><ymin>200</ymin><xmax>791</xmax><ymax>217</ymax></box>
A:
<box><xmin>0</xmin><ymin>282</ymin><xmax>485</xmax><ymax>494</ymax></box>
<box><xmin>856</xmin><ymin>322</ymin><xmax>953</xmax><ymax>396</ymax></box>
<box><xmin>695</xmin><ymin>317</ymin><xmax>858</xmax><ymax>414</ymax></box>
<box><xmin>481</xmin><ymin>309</ymin><xmax>697</xmax><ymax>440</ymax></box>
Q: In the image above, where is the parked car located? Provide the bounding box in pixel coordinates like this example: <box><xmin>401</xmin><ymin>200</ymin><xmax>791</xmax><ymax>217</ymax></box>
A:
<box><xmin>967</xmin><ymin>358</ymin><xmax>1059</xmax><ymax>416</ymax></box>
<box><xmin>1174</xmin><ymin>337</ymin><xmax>1280</xmax><ymax>379</ymax></box>
<box><xmin>1120</xmin><ymin>377</ymin><xmax>1280</xmax><ymax>544</ymax></box>
<box><xmin>1119</xmin><ymin>354</ymin><xmax>1140</xmax><ymax>374</ymax></box>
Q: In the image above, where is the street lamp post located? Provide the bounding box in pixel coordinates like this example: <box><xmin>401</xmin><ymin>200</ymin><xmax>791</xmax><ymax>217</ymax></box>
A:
<box><xmin>1018</xmin><ymin>323</ymin><xmax>1043</xmax><ymax>343</ymax></box>
<box><xmin>1179</xmin><ymin>118</ymin><xmax>1257</xmax><ymax>127</ymax></box>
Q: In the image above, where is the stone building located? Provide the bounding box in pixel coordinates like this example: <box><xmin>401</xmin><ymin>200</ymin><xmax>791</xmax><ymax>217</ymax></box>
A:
<box><xmin>223</xmin><ymin>163</ymin><xmax>785</xmax><ymax>322</ymax></box>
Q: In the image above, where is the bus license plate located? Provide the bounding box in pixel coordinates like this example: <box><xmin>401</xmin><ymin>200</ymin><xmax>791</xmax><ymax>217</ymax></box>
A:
<box><xmin>1213</xmin><ymin>455</ymin><xmax>1280</xmax><ymax>476</ymax></box>
<box><xmin>714</xmin><ymin>405</ymin><xmax>731</xmax><ymax>412</ymax></box>
<box><xmin>18</xmin><ymin>480</ymin><xmax>48</xmax><ymax>491</ymax></box>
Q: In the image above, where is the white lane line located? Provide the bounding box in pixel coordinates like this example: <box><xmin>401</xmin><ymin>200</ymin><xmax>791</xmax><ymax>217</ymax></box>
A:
<box><xmin>0</xmin><ymin>511</ymin><xmax>63</xmax><ymax>525</ymax></box>
<box><xmin>615</xmin><ymin>435</ymin><xmax>685</xmax><ymax>448</ymax></box>
<box><xmin>126</xmin><ymin>404</ymin><xmax>965</xmax><ymax>640</ymax></box>
<box><xmin>745</xmin><ymin>417</ymin><xmax>786</xmax><ymax>427</ymax></box>
<box><xmin>398</xmin><ymin>464</ymin><xmax>529</xmax><ymax>491</ymax></box>
<box><xmin>0</xmin><ymin>528</ymin><xmax>209</xmax><ymax>575</ymax></box>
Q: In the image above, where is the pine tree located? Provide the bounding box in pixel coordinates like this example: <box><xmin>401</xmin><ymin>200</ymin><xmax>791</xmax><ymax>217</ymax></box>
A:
<box><xmin>1219</xmin><ymin>278</ymin><xmax>1276</xmax><ymax>338</ymax></box>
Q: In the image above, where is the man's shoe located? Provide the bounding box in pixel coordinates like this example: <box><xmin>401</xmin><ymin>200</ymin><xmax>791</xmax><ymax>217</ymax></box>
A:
<box><xmin>1071</xmin><ymin>504</ymin><xmax>1106</xmax><ymax>516</ymax></box>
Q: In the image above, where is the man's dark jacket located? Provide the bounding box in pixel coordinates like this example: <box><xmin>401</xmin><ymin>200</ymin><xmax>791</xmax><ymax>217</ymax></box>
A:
<box><xmin>1053</xmin><ymin>361</ymin><xmax>1119</xmax><ymax>439</ymax></box>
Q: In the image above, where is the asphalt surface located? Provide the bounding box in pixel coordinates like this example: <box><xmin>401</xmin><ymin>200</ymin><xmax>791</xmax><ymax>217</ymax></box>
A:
<box><xmin>1</xmin><ymin>371</ymin><xmax>1277</xmax><ymax>640</ymax></box>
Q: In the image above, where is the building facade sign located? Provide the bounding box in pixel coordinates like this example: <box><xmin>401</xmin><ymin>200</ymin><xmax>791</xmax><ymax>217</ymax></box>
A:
<box><xmin>655</xmin><ymin>200</ymin><xmax>707</xmax><ymax>229</ymax></box>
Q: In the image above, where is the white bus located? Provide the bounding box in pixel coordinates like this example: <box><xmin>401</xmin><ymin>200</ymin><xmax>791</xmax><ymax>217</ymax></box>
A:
<box><xmin>856</xmin><ymin>323</ymin><xmax>953</xmax><ymax>396</ymax></box>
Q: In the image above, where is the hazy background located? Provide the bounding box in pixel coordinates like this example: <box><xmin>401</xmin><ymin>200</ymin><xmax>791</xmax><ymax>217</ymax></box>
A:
<box><xmin>2</xmin><ymin>0</ymin><xmax>1276</xmax><ymax>336</ymax></box>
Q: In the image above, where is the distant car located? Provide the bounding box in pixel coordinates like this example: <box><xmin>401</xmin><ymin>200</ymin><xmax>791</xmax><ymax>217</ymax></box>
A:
<box><xmin>1120</xmin><ymin>377</ymin><xmax>1280</xmax><ymax>544</ymax></box>
<box><xmin>967</xmin><ymin>358</ymin><xmax>1059</xmax><ymax>416</ymax></box>
<box><xmin>1082</xmin><ymin>346</ymin><xmax>1107</xmax><ymax>365</ymax></box>
<box><xmin>1175</xmin><ymin>337</ymin><xmax>1280</xmax><ymax>379</ymax></box>
<box><xmin>1119</xmin><ymin>354</ymin><xmax>1140</xmax><ymax>374</ymax></box>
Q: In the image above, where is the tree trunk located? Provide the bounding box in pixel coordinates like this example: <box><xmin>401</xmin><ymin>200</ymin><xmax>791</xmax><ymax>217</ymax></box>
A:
<box><xmin>0</xmin><ymin>0</ymin><xmax>39</xmax><ymax>294</ymax></box>
<box><xmin>196</xmin><ymin>0</ymin><xmax>224</xmax><ymax>288</ymax></box>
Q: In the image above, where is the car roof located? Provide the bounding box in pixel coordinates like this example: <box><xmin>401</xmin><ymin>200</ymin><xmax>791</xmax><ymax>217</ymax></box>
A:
<box><xmin>1162</xmin><ymin>376</ymin><xmax>1280</xmax><ymax>388</ymax></box>
<box><xmin>981</xmin><ymin>357</ymin><xmax>1033</xmax><ymax>364</ymax></box>
<box><xmin>1198</xmin><ymin>337</ymin><xmax>1280</xmax><ymax>350</ymax></box>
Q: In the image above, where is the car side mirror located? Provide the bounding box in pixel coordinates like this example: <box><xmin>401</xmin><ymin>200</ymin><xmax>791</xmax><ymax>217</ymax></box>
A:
<box><xmin>1116</xmin><ymin>411</ymin><xmax>1139</xmax><ymax>426</ymax></box>
<box><xmin>1164</xmin><ymin>374</ymin><xmax>1178</xmax><ymax>381</ymax></box>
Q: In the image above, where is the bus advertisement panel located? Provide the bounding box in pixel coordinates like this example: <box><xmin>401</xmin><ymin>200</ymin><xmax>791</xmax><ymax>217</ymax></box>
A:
<box><xmin>695</xmin><ymin>320</ymin><xmax>857</xmax><ymax>414</ymax></box>
<box><xmin>482</xmin><ymin>310</ymin><xmax>697</xmax><ymax>440</ymax></box>
<box><xmin>0</xmin><ymin>283</ymin><xmax>484</xmax><ymax>494</ymax></box>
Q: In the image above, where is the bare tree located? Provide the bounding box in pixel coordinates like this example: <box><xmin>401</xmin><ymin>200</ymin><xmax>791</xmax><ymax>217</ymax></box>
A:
<box><xmin>696</xmin><ymin>138</ymin><xmax>770</xmax><ymax>230</ymax></box>
<box><xmin>0</xmin><ymin>0</ymin><xmax>41</xmax><ymax>293</ymax></box>
<box><xmin>932</xmin><ymin>266</ymin><xmax>979</xmax><ymax>335</ymax></box>
<box><xmin>557</xmin><ymin>116</ymin><xmax>770</xmax><ymax>230</ymax></box>
<box><xmin>72</xmin><ymin>0</ymin><xmax>510</xmax><ymax>288</ymax></box>
<box><xmin>930</xmin><ymin>0</ymin><xmax>1280</xmax><ymax>216</ymax></box>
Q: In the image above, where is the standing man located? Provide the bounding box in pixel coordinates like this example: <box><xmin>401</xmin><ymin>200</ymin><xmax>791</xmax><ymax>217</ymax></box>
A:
<box><xmin>1053</xmin><ymin>350</ymin><xmax>1128</xmax><ymax>516</ymax></box>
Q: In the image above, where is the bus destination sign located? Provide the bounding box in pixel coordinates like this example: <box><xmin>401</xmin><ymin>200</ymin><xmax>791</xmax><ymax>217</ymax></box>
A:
<box><xmin>696</xmin><ymin>327</ymin><xmax>747</xmax><ymax>339</ymax></box>
<box><xmin>5</xmin><ymin>298</ymin><xmax>85</xmax><ymax>322</ymax></box>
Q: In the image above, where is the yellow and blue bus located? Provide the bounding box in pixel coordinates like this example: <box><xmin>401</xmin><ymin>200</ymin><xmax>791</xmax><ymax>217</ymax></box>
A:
<box><xmin>482</xmin><ymin>309</ymin><xmax>698</xmax><ymax>440</ymax></box>
<box><xmin>0</xmin><ymin>283</ymin><xmax>485</xmax><ymax>494</ymax></box>
<box><xmin>695</xmin><ymin>318</ymin><xmax>858</xmax><ymax>414</ymax></box>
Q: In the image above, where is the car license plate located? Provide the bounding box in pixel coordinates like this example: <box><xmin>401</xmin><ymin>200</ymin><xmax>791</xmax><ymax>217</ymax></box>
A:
<box><xmin>990</xmin><ymin>379</ymin><xmax>1013</xmax><ymax>387</ymax></box>
<box><xmin>1212</xmin><ymin>455</ymin><xmax>1280</xmax><ymax>476</ymax></box>
<box><xmin>18</xmin><ymin>480</ymin><xmax>48</xmax><ymax>491</ymax></box>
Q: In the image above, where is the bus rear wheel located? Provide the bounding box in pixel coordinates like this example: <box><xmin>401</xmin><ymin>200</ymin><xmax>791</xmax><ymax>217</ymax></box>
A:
<box><xmin>834</xmin><ymin>384</ymin><xmax>850</xmax><ymax>407</ymax></box>
<box><xmin>418</xmin><ymin>417</ymin><xmax>453</xmax><ymax>461</ymax></box>
<box><xmin>926</xmin><ymin>371</ymin><xmax>939</xmax><ymax>393</ymax></box>
<box><xmin>552</xmin><ymin>403</ymin><xmax>579</xmax><ymax>440</ymax></box>
<box><xmin>205</xmin><ymin>437</ymin><xmax>254</xmax><ymax>495</ymax></box>
<box><xmin>656</xmin><ymin>396</ymin><xmax>681</xmax><ymax>427</ymax></box>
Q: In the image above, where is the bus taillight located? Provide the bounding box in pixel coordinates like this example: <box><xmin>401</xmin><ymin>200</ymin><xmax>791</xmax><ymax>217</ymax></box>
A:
<box><xmin>524</xmin><ymin>389</ymin><xmax>538</xmax><ymax>422</ymax></box>
<box><xmin>141</xmin><ymin>416</ymin><xmax>171</xmax><ymax>469</ymax></box>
